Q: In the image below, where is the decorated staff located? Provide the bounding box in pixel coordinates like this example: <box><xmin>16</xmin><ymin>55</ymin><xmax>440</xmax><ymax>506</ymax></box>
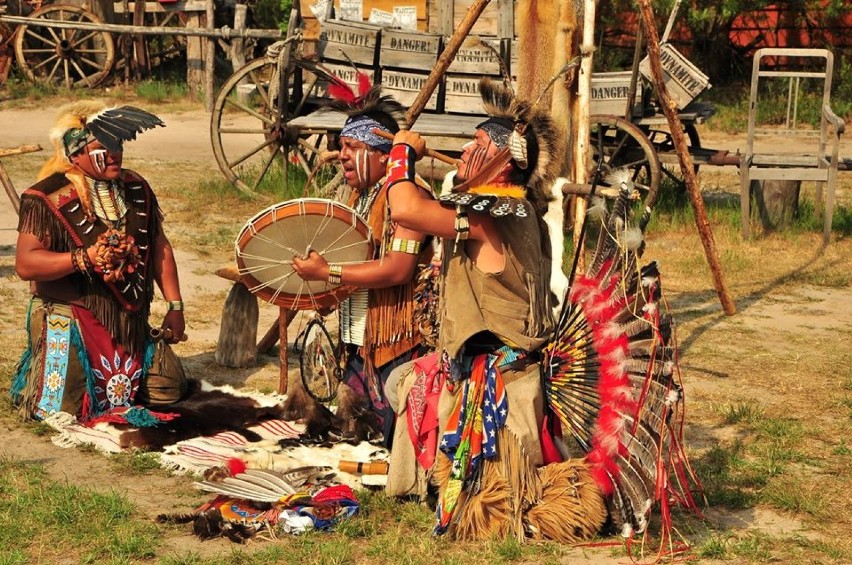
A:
<box><xmin>11</xmin><ymin>100</ymin><xmax>187</xmax><ymax>422</ymax></box>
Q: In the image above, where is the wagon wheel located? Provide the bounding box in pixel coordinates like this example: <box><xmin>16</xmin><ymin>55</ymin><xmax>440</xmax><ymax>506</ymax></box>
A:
<box><xmin>645</xmin><ymin>123</ymin><xmax>702</xmax><ymax>185</ymax></box>
<box><xmin>589</xmin><ymin>114</ymin><xmax>662</xmax><ymax>210</ymax></box>
<box><xmin>210</xmin><ymin>11</ymin><xmax>314</xmax><ymax>196</ymax></box>
<box><xmin>14</xmin><ymin>4</ymin><xmax>114</xmax><ymax>88</ymax></box>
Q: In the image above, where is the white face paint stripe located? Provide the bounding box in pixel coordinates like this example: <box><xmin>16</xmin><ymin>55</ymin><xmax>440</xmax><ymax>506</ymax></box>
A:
<box><xmin>90</xmin><ymin>148</ymin><xmax>108</xmax><ymax>174</ymax></box>
<box><xmin>355</xmin><ymin>148</ymin><xmax>369</xmax><ymax>189</ymax></box>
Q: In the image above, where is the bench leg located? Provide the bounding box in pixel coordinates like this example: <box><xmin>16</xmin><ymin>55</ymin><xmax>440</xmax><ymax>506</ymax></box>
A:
<box><xmin>824</xmin><ymin>172</ymin><xmax>837</xmax><ymax>245</ymax></box>
<box><xmin>740</xmin><ymin>163</ymin><xmax>751</xmax><ymax>239</ymax></box>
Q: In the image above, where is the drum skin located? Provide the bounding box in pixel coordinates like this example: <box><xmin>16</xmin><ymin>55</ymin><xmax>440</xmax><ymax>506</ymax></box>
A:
<box><xmin>235</xmin><ymin>198</ymin><xmax>373</xmax><ymax>311</ymax></box>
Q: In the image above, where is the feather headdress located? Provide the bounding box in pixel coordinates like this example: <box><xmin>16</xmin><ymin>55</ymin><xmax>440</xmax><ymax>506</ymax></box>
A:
<box><xmin>39</xmin><ymin>100</ymin><xmax>164</xmax><ymax>219</ymax></box>
<box><xmin>473</xmin><ymin>79</ymin><xmax>564</xmax><ymax>215</ymax></box>
<box><xmin>302</xmin><ymin>59</ymin><xmax>405</xmax><ymax>152</ymax></box>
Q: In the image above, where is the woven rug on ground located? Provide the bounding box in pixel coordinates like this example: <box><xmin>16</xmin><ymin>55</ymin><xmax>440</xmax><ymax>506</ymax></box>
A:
<box><xmin>43</xmin><ymin>381</ymin><xmax>390</xmax><ymax>490</ymax></box>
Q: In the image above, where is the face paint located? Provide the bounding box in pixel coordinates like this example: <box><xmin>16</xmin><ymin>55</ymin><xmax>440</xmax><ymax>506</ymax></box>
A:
<box><xmin>355</xmin><ymin>147</ymin><xmax>370</xmax><ymax>189</ymax></box>
<box><xmin>89</xmin><ymin>148</ymin><xmax>108</xmax><ymax>175</ymax></box>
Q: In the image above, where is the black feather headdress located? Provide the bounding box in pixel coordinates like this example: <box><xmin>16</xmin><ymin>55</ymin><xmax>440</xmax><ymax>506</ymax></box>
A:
<box><xmin>52</xmin><ymin>101</ymin><xmax>165</xmax><ymax>157</ymax></box>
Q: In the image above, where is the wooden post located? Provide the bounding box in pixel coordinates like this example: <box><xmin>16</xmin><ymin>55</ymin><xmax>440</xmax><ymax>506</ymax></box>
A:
<box><xmin>636</xmin><ymin>0</ymin><xmax>736</xmax><ymax>316</ymax></box>
<box><xmin>204</xmin><ymin>0</ymin><xmax>215</xmax><ymax>111</ymax></box>
<box><xmin>230</xmin><ymin>3</ymin><xmax>248</xmax><ymax>74</ymax></box>
<box><xmin>404</xmin><ymin>0</ymin><xmax>493</xmax><ymax>127</ymax></box>
<box><xmin>185</xmin><ymin>11</ymin><xmax>204</xmax><ymax>96</ymax></box>
<box><xmin>277</xmin><ymin>308</ymin><xmax>297</xmax><ymax>395</ymax></box>
<box><xmin>570</xmin><ymin>0</ymin><xmax>596</xmax><ymax>268</ymax></box>
<box><xmin>132</xmin><ymin>0</ymin><xmax>148</xmax><ymax>79</ymax></box>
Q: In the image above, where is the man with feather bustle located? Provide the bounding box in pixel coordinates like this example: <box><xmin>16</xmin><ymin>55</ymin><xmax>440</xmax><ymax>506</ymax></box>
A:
<box><xmin>383</xmin><ymin>79</ymin><xmax>608</xmax><ymax>542</ymax></box>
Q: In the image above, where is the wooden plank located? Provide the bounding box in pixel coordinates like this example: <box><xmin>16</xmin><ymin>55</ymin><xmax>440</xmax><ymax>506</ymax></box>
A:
<box><xmin>748</xmin><ymin>167</ymin><xmax>830</xmax><ymax>181</ymax></box>
<box><xmin>427</xmin><ymin>0</ymin><xmax>507</xmax><ymax>36</ymax></box>
<box><xmin>589</xmin><ymin>71</ymin><xmax>641</xmax><ymax>116</ymax></box>
<box><xmin>318</xmin><ymin>19</ymin><xmax>380</xmax><ymax>66</ymax></box>
<box><xmin>380</xmin><ymin>28</ymin><xmax>441</xmax><ymax>70</ymax></box>
<box><xmin>445</xmin><ymin>36</ymin><xmax>502</xmax><ymax>74</ymax></box>
<box><xmin>312</xmin><ymin>62</ymin><xmax>377</xmax><ymax>98</ymax></box>
<box><xmin>380</xmin><ymin>69</ymin><xmax>440</xmax><ymax>110</ymax></box>
<box><xmin>300</xmin><ymin>0</ymin><xmax>428</xmax><ymax>39</ymax></box>
<box><xmin>288</xmin><ymin>110</ymin><xmax>481</xmax><ymax>137</ymax></box>
<box><xmin>444</xmin><ymin>74</ymin><xmax>490</xmax><ymax>114</ymax></box>
<box><xmin>113</xmin><ymin>1</ymin><xmax>207</xmax><ymax>14</ymax></box>
<box><xmin>751</xmin><ymin>155</ymin><xmax>827</xmax><ymax>166</ymax></box>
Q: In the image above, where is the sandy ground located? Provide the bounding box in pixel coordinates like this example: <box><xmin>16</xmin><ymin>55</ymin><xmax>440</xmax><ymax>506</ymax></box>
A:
<box><xmin>1</xmin><ymin>105</ymin><xmax>851</xmax><ymax>562</ymax></box>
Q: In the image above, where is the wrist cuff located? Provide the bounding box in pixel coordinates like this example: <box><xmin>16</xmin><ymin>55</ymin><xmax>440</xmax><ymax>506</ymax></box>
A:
<box><xmin>386</xmin><ymin>143</ymin><xmax>417</xmax><ymax>189</ymax></box>
<box><xmin>166</xmin><ymin>300</ymin><xmax>184</xmax><ymax>312</ymax></box>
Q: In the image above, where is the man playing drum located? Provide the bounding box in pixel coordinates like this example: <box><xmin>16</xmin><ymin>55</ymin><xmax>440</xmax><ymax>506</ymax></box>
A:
<box><xmin>292</xmin><ymin>82</ymin><xmax>434</xmax><ymax>448</ymax></box>
<box><xmin>12</xmin><ymin>101</ymin><xmax>186</xmax><ymax>422</ymax></box>
<box><xmin>382</xmin><ymin>80</ymin><xmax>607</xmax><ymax>542</ymax></box>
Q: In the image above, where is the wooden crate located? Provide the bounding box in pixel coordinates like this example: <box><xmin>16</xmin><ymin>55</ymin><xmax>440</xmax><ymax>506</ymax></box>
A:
<box><xmin>589</xmin><ymin>71</ymin><xmax>641</xmax><ymax>116</ymax></box>
<box><xmin>639</xmin><ymin>43</ymin><xmax>711</xmax><ymax>109</ymax></box>
<box><xmin>380</xmin><ymin>69</ymin><xmax>440</xmax><ymax>111</ymax></box>
<box><xmin>443</xmin><ymin>74</ymin><xmax>491</xmax><ymax>114</ymax></box>
<box><xmin>317</xmin><ymin>20</ymin><xmax>381</xmax><ymax>67</ymax></box>
<box><xmin>446</xmin><ymin>36</ymin><xmax>503</xmax><ymax>75</ymax></box>
<box><xmin>380</xmin><ymin>28</ymin><xmax>441</xmax><ymax>71</ymax></box>
<box><xmin>313</xmin><ymin>62</ymin><xmax>377</xmax><ymax>98</ymax></box>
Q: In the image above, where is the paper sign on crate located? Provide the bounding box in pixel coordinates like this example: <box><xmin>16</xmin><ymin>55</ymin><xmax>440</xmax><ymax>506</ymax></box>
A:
<box><xmin>368</xmin><ymin>8</ymin><xmax>394</xmax><ymax>26</ymax></box>
<box><xmin>339</xmin><ymin>0</ymin><xmax>363</xmax><ymax>22</ymax></box>
<box><xmin>392</xmin><ymin>6</ymin><xmax>418</xmax><ymax>30</ymax></box>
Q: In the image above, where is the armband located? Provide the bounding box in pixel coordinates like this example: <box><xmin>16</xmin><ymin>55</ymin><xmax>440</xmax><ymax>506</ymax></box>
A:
<box><xmin>166</xmin><ymin>300</ymin><xmax>184</xmax><ymax>312</ymax></box>
<box><xmin>390</xmin><ymin>238</ymin><xmax>421</xmax><ymax>255</ymax></box>
<box><xmin>327</xmin><ymin>264</ymin><xmax>343</xmax><ymax>285</ymax></box>
<box><xmin>385</xmin><ymin>143</ymin><xmax>417</xmax><ymax>189</ymax></box>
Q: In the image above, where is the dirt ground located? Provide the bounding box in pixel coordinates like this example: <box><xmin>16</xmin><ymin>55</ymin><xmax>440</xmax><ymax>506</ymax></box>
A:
<box><xmin>1</xmin><ymin>104</ymin><xmax>851</xmax><ymax>563</ymax></box>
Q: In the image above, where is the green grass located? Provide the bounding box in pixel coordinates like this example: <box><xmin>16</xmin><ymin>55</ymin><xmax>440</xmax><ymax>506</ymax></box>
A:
<box><xmin>135</xmin><ymin>80</ymin><xmax>190</xmax><ymax>104</ymax></box>
<box><xmin>0</xmin><ymin>458</ymin><xmax>161</xmax><ymax>564</ymax></box>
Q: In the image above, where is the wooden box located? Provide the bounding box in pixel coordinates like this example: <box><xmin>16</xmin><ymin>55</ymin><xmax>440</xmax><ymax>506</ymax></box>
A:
<box><xmin>313</xmin><ymin>62</ymin><xmax>377</xmax><ymax>99</ymax></box>
<box><xmin>589</xmin><ymin>71</ymin><xmax>642</xmax><ymax>116</ymax></box>
<box><xmin>380</xmin><ymin>69</ymin><xmax>439</xmax><ymax>111</ymax></box>
<box><xmin>318</xmin><ymin>20</ymin><xmax>381</xmax><ymax>66</ymax></box>
<box><xmin>639</xmin><ymin>43</ymin><xmax>711</xmax><ymax>109</ymax></box>
<box><xmin>443</xmin><ymin>74</ymin><xmax>490</xmax><ymax>115</ymax></box>
<box><xmin>380</xmin><ymin>28</ymin><xmax>441</xmax><ymax>71</ymax></box>
<box><xmin>446</xmin><ymin>36</ymin><xmax>503</xmax><ymax>75</ymax></box>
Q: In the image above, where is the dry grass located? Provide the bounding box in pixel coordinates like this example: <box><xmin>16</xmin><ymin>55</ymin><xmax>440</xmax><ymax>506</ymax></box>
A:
<box><xmin>0</xmin><ymin>96</ymin><xmax>851</xmax><ymax>562</ymax></box>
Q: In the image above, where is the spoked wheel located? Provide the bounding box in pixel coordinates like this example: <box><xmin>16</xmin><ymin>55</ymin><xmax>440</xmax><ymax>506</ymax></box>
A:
<box><xmin>14</xmin><ymin>4</ymin><xmax>114</xmax><ymax>88</ymax></box>
<box><xmin>297</xmin><ymin>317</ymin><xmax>342</xmax><ymax>404</ymax></box>
<box><xmin>645</xmin><ymin>123</ymin><xmax>701</xmax><ymax>184</ymax></box>
<box><xmin>210</xmin><ymin>10</ymin><xmax>316</xmax><ymax>197</ymax></box>
<box><xmin>303</xmin><ymin>150</ymin><xmax>346</xmax><ymax>199</ymax></box>
<box><xmin>589</xmin><ymin>115</ymin><xmax>662</xmax><ymax>210</ymax></box>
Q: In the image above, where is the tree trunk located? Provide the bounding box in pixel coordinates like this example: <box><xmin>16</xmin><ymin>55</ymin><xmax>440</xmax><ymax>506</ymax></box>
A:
<box><xmin>214</xmin><ymin>282</ymin><xmax>259</xmax><ymax>368</ymax></box>
<box><xmin>750</xmin><ymin>179</ymin><xmax>800</xmax><ymax>231</ymax></box>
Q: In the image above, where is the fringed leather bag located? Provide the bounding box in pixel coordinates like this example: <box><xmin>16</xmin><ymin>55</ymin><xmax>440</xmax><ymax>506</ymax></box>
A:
<box><xmin>138</xmin><ymin>330</ymin><xmax>187</xmax><ymax>405</ymax></box>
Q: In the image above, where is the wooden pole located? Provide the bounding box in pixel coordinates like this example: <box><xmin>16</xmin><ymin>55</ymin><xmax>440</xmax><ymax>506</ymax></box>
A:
<box><xmin>204</xmin><ymin>0</ymin><xmax>215</xmax><ymax>111</ymax></box>
<box><xmin>277</xmin><ymin>308</ymin><xmax>298</xmax><ymax>394</ymax></box>
<box><xmin>636</xmin><ymin>0</ymin><xmax>736</xmax><ymax>316</ymax></box>
<box><xmin>0</xmin><ymin>160</ymin><xmax>20</xmax><ymax>215</ymax></box>
<box><xmin>570</xmin><ymin>0</ymin><xmax>596</xmax><ymax>268</ymax></box>
<box><xmin>403</xmin><ymin>0</ymin><xmax>493</xmax><ymax>127</ymax></box>
<box><xmin>0</xmin><ymin>144</ymin><xmax>42</xmax><ymax>157</ymax></box>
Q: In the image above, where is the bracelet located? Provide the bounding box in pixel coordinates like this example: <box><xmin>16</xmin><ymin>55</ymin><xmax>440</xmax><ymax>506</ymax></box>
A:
<box><xmin>71</xmin><ymin>247</ymin><xmax>92</xmax><ymax>279</ymax></box>
<box><xmin>166</xmin><ymin>300</ymin><xmax>184</xmax><ymax>312</ymax></box>
<box><xmin>390</xmin><ymin>238</ymin><xmax>421</xmax><ymax>255</ymax></box>
<box><xmin>454</xmin><ymin>205</ymin><xmax>470</xmax><ymax>241</ymax></box>
<box><xmin>385</xmin><ymin>143</ymin><xmax>417</xmax><ymax>189</ymax></box>
<box><xmin>327</xmin><ymin>264</ymin><xmax>343</xmax><ymax>285</ymax></box>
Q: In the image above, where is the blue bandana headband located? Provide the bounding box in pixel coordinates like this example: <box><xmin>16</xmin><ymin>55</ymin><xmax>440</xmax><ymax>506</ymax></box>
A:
<box><xmin>476</xmin><ymin>117</ymin><xmax>513</xmax><ymax>148</ymax></box>
<box><xmin>340</xmin><ymin>115</ymin><xmax>393</xmax><ymax>153</ymax></box>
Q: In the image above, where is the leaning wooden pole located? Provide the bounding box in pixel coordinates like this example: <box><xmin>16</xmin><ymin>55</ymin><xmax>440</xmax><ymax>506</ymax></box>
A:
<box><xmin>636</xmin><ymin>0</ymin><xmax>736</xmax><ymax>316</ymax></box>
<box><xmin>403</xmin><ymin>0</ymin><xmax>493</xmax><ymax>127</ymax></box>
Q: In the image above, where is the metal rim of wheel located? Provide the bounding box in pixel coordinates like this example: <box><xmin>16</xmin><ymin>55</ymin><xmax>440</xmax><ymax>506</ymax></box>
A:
<box><xmin>298</xmin><ymin>317</ymin><xmax>341</xmax><ymax>404</ymax></box>
<box><xmin>589</xmin><ymin>114</ymin><xmax>662</xmax><ymax>210</ymax></box>
<box><xmin>14</xmin><ymin>4</ymin><xmax>114</xmax><ymax>88</ymax></box>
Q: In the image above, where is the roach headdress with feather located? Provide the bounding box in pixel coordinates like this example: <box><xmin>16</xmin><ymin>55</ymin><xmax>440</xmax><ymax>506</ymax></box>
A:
<box><xmin>311</xmin><ymin>62</ymin><xmax>405</xmax><ymax>153</ymax></box>
<box><xmin>461</xmin><ymin>78</ymin><xmax>563</xmax><ymax>215</ymax></box>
